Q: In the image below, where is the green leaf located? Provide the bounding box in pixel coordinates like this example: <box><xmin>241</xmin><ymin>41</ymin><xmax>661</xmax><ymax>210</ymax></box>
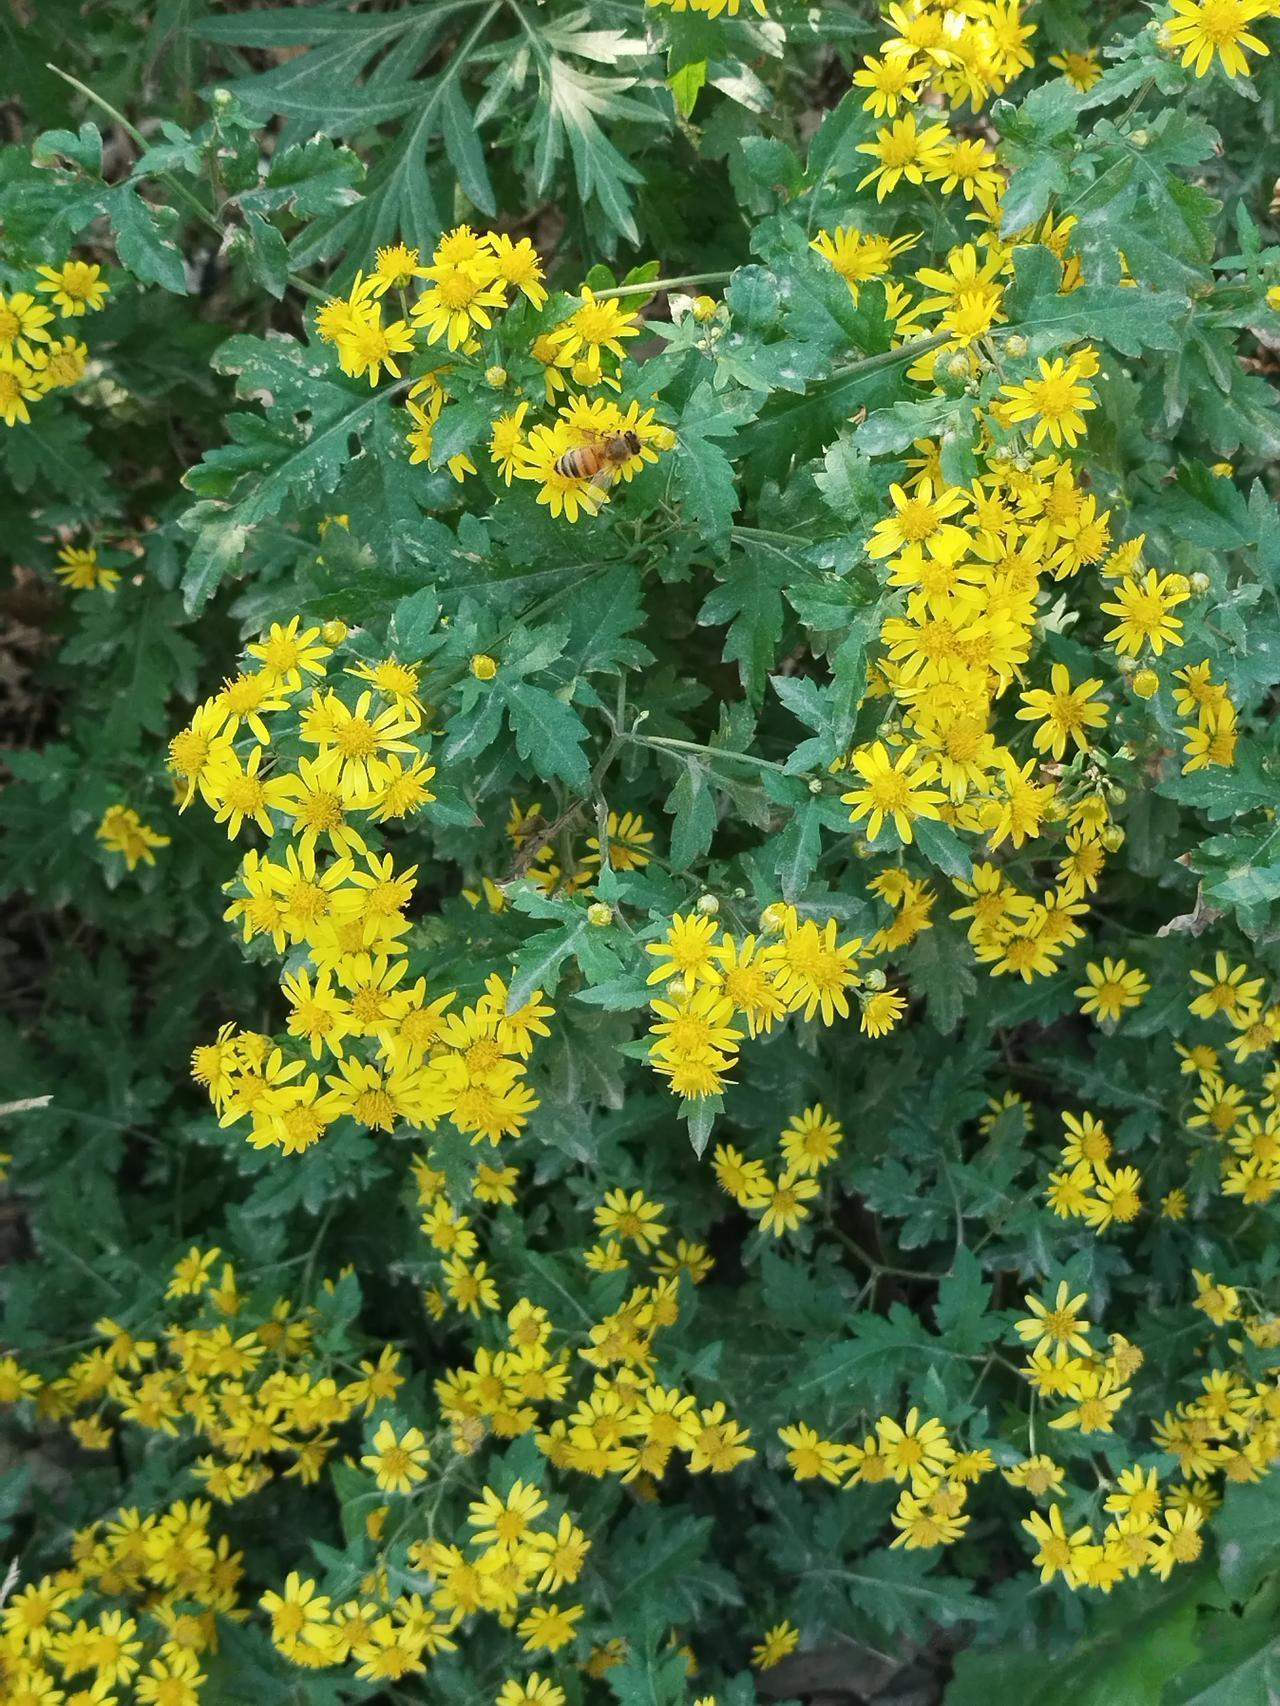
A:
<box><xmin>913</xmin><ymin>815</ymin><xmax>972</xmax><ymax>881</ymax></box>
<box><xmin>699</xmin><ymin>542</ymin><xmax>787</xmax><ymax>702</ymax></box>
<box><xmin>107</xmin><ymin>185</ymin><xmax>188</xmax><ymax>293</ymax></box>
<box><xmin>1216</xmin><ymin>1474</ymin><xmax>1280</xmax><ymax>1600</ymax></box>
<box><xmin>933</xmin><ymin>1245</ymin><xmax>997</xmax><ymax>1354</ymax></box>
<box><xmin>665</xmin><ymin>759</ymin><xmax>717</xmax><ymax>867</ymax></box>
<box><xmin>1004</xmin><ymin>246</ymin><xmax>1188</xmax><ymax>356</ymax></box>
<box><xmin>240</xmin><ymin>211</ymin><xmax>289</xmax><ymax>299</ymax></box>
<box><xmin>814</xmin><ymin>436</ymin><xmax>883</xmax><ymax>529</ymax></box>
<box><xmin>181</xmin><ymin>334</ymin><xmax>383</xmax><ymax>552</ymax></box>
<box><xmin>33</xmin><ymin>121</ymin><xmax>103</xmax><ymax>175</ymax></box>
<box><xmin>500</xmin><ymin>681</ymin><xmax>591</xmax><ymax>790</ymax></box>
<box><xmin>388</xmin><ymin>589</ymin><xmax>441</xmax><ymax>660</ymax></box>
<box><xmin>668</xmin><ymin>59</ymin><xmax>707</xmax><ymax>118</ymax></box>
<box><xmin>509</xmin><ymin>921</ymin><xmax>588</xmax><ymax>1008</ymax></box>
<box><xmin>178</xmin><ymin>506</ymin><xmax>251</xmax><ymax>616</ymax></box>
<box><xmin>670</xmin><ymin>380</ymin><xmax>755</xmax><ymax>546</ymax></box>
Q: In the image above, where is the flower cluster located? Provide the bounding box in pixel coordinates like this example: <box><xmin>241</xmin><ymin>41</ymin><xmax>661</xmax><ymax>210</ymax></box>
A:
<box><xmin>644</xmin><ymin>904</ymin><xmax>908</xmax><ymax>1101</ymax></box>
<box><xmin>711</xmin><ymin>1105</ymin><xmax>844</xmax><ymax>1237</ymax></box>
<box><xmin>779</xmin><ymin>1404</ymin><xmax>993</xmax><ymax>1551</ymax></box>
<box><xmin>1043</xmin><ymin>1110</ymin><xmax>1142</xmax><ymax>1233</ymax></box>
<box><xmin>0</xmin><ymin>258</ymin><xmax>105</xmax><ymax>427</ymax></box>
<box><xmin>3</xmin><ymin>1248</ymin><xmax>406</xmax><ymax>1500</ymax></box>
<box><xmin>316</xmin><ymin>227</ymin><xmax>673</xmax><ymax>521</ymax></box>
<box><xmin>175</xmin><ymin>616</ymin><xmax>551</xmax><ymax>1153</ymax></box>
<box><xmin>465</xmin><ymin>804</ymin><xmax>655</xmax><ymax>913</ymax></box>
<box><xmin>1177</xmin><ymin>954</ymin><xmax>1280</xmax><ymax>1204</ymax></box>
<box><xmin>0</xmin><ymin>1490</ymin><xmax>245</xmax><ymax>1706</ymax></box>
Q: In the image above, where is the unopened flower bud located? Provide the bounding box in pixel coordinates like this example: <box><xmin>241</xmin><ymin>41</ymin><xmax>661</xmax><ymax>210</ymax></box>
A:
<box><xmin>692</xmin><ymin>295</ymin><xmax>718</xmax><ymax>322</ymax></box>
<box><xmin>1132</xmin><ymin>667</ymin><xmax>1159</xmax><ymax>699</ymax></box>
<box><xmin>321</xmin><ymin>619</ymin><xmax>348</xmax><ymax>646</ymax></box>
<box><xmin>587</xmin><ymin>902</ymin><xmax>613</xmax><ymax>927</ymax></box>
<box><xmin>863</xmin><ymin>967</ymin><xmax>887</xmax><ymax>991</ymax></box>
<box><xmin>470</xmin><ymin>653</ymin><xmax>497</xmax><ymax>681</ymax></box>
<box><xmin>213</xmin><ymin>88</ymin><xmax>233</xmax><ymax>109</ymax></box>
<box><xmin>1101</xmin><ymin>825</ymin><xmax>1125</xmax><ymax>852</ymax></box>
<box><xmin>1005</xmin><ymin>333</ymin><xmax>1028</xmax><ymax>357</ymax></box>
<box><xmin>946</xmin><ymin>354</ymin><xmax>970</xmax><ymax>380</ymax></box>
<box><xmin>484</xmin><ymin>364</ymin><xmax>508</xmax><ymax>387</ymax></box>
<box><xmin>1190</xmin><ymin>571</ymin><xmax>1210</xmax><ymax>594</ymax></box>
<box><xmin>696</xmin><ymin>893</ymin><xmax>719</xmax><ymax>916</ymax></box>
<box><xmin>1107</xmin><ymin>783</ymin><xmax>1127</xmax><ymax>805</ymax></box>
<box><xmin>667</xmin><ymin>976</ymin><xmax>689</xmax><ymax>1001</ymax></box>
<box><xmin>808</xmin><ymin>777</ymin><xmax>823</xmax><ymax>794</ymax></box>
<box><xmin>759</xmin><ymin>904</ymin><xmax>787</xmax><ymax>934</ymax></box>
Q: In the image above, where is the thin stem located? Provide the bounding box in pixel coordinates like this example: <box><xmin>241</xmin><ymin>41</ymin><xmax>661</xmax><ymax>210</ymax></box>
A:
<box><xmin>625</xmin><ymin>731</ymin><xmax>791</xmax><ymax>776</ymax></box>
<box><xmin>48</xmin><ymin>63</ymin><xmax>224</xmax><ymax>239</ymax></box>
<box><xmin>832</xmin><ymin>1227</ymin><xmax>944</xmax><ymax>1282</ymax></box>
<box><xmin>826</xmin><ymin>330</ymin><xmax>949</xmax><ymax>383</ymax></box>
<box><xmin>596</xmin><ymin>271</ymin><xmax>733</xmax><ymax>299</ymax></box>
<box><xmin>47</xmin><ymin>62</ymin><xmax>329</xmax><ymax>306</ymax></box>
<box><xmin>732</xmin><ymin>525</ymin><xmax>812</xmax><ymax>548</ymax></box>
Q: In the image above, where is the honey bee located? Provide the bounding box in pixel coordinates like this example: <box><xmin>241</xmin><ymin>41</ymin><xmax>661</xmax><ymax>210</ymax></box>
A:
<box><xmin>553</xmin><ymin>429</ymin><xmax>642</xmax><ymax>491</ymax></box>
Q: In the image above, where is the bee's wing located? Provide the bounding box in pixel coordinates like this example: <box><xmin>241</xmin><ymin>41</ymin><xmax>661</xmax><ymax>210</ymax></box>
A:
<box><xmin>589</xmin><ymin>465</ymin><xmax>618</xmax><ymax>491</ymax></box>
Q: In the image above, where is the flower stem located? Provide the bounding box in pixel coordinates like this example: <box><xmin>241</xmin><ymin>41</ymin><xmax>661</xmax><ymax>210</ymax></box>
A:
<box><xmin>597</xmin><ymin>271</ymin><xmax>733</xmax><ymax>299</ymax></box>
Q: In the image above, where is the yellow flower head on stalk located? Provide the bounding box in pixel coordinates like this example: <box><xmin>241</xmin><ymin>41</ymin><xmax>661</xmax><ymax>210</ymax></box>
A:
<box><xmin>852</xmin><ymin>52</ymin><xmax>929</xmax><ymax>117</ymax></box>
<box><xmin>54</xmin><ymin>542</ymin><xmax>120</xmax><ymax>591</ymax></box>
<box><xmin>369</xmin><ymin>242</ymin><xmax>422</xmax><ymax>295</ymax></box>
<box><xmin>1048</xmin><ymin>47</ymin><xmax>1103</xmax><ymax>90</ymax></box>
<box><xmin>411</xmin><ymin>254</ymin><xmax>507</xmax><ymax>350</ymax></box>
<box><xmin>548</xmin><ymin>286</ymin><xmax>642</xmax><ymax>364</ymax></box>
<box><xmin>856</xmin><ymin>114</ymin><xmax>952</xmax><ymax>200</ymax></box>
<box><xmin>842</xmin><ymin>741</ymin><xmax>946</xmax><ymax>845</ymax></box>
<box><xmin>0</xmin><ymin>348</ymin><xmax>44</xmax><ymax>425</ymax></box>
<box><xmin>36</xmin><ymin>259</ymin><xmax>110</xmax><ymax>315</ymax></box>
<box><xmin>998</xmin><ymin>354</ymin><xmax>1097</xmax><ymax>447</ymax></box>
<box><xmin>333</xmin><ymin>304</ymin><xmax>415</xmax><ymax>385</ymax></box>
<box><xmin>96</xmin><ymin>804</ymin><xmax>170</xmax><ymax>871</ymax></box>
<box><xmin>511</xmin><ymin>422</ymin><xmax>609</xmax><ymax>522</ymax></box>
<box><xmin>1101</xmin><ymin>568</ymin><xmax>1190</xmax><ymax>656</ymax></box>
<box><xmin>751</xmin><ymin>1621</ymin><xmax>799</xmax><ymax>1669</ymax></box>
<box><xmin>0</xmin><ymin>288</ymin><xmax>54</xmax><ymax>358</ymax></box>
<box><xmin>1076</xmin><ymin>957</ymin><xmax>1150</xmax><ymax>1024</ymax></box>
<box><xmin>484</xmin><ymin>231</ymin><xmax>549</xmax><ymax>308</ymax></box>
<box><xmin>1162</xmin><ymin>0</ymin><xmax>1270</xmax><ymax>79</ymax></box>
<box><xmin>1016</xmin><ymin>663</ymin><xmax>1108</xmax><ymax>758</ymax></box>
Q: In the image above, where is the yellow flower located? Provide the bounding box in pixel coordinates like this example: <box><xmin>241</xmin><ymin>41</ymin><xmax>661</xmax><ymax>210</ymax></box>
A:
<box><xmin>96</xmin><ymin>805</ymin><xmax>170</xmax><ymax>870</ymax></box>
<box><xmin>548</xmin><ymin>286</ymin><xmax>641</xmax><ymax>363</ymax></box>
<box><xmin>751</xmin><ymin>1620</ymin><xmax>799</xmax><ymax>1669</ymax></box>
<box><xmin>1048</xmin><ymin>47</ymin><xmax>1102</xmax><ymax>90</ymax></box>
<box><xmin>489</xmin><ymin>401</ymin><xmax>529</xmax><ymax>484</ymax></box>
<box><xmin>0</xmin><ymin>348</ymin><xmax>44</xmax><ymax>425</ymax></box>
<box><xmin>1016</xmin><ymin>664</ymin><xmax>1108</xmax><ymax>758</ymax></box>
<box><xmin>998</xmin><ymin>355</ymin><xmax>1096</xmax><ymax>448</ymax></box>
<box><xmin>1075</xmin><ymin>957</ymin><xmax>1149</xmax><ymax>1024</ymax></box>
<box><xmin>856</xmin><ymin>114</ymin><xmax>951</xmax><ymax>200</ymax></box>
<box><xmin>36</xmin><ymin>259</ymin><xmax>110</xmax><ymax>315</ymax></box>
<box><xmin>1163</xmin><ymin>0</ymin><xmax>1270</xmax><ymax>79</ymax></box>
<box><xmin>361</xmin><ymin>1418</ymin><xmax>430</xmax><ymax>1494</ymax></box>
<box><xmin>410</xmin><ymin>256</ymin><xmax>506</xmax><ymax>349</ymax></box>
<box><xmin>755</xmin><ymin>1170</ymin><xmax>820</xmax><ymax>1236</ymax></box>
<box><xmin>778</xmin><ymin>1422</ymin><xmax>844</xmax><ymax>1483</ymax></box>
<box><xmin>1015</xmin><ymin>1282</ymin><xmax>1093</xmax><ymax>1357</ymax></box>
<box><xmin>1022</xmin><ymin>1503</ymin><xmax>1098</xmax><ymax>1586</ymax></box>
<box><xmin>842</xmin><ymin>741</ymin><xmax>946</xmax><ymax>845</ymax></box>
<box><xmin>1101</xmin><ymin>569</ymin><xmax>1189</xmax><ymax>656</ymax></box>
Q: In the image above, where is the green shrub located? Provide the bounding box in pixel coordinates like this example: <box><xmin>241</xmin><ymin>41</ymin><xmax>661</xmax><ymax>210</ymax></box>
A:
<box><xmin>3</xmin><ymin>2</ymin><xmax>1280</xmax><ymax>1703</ymax></box>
